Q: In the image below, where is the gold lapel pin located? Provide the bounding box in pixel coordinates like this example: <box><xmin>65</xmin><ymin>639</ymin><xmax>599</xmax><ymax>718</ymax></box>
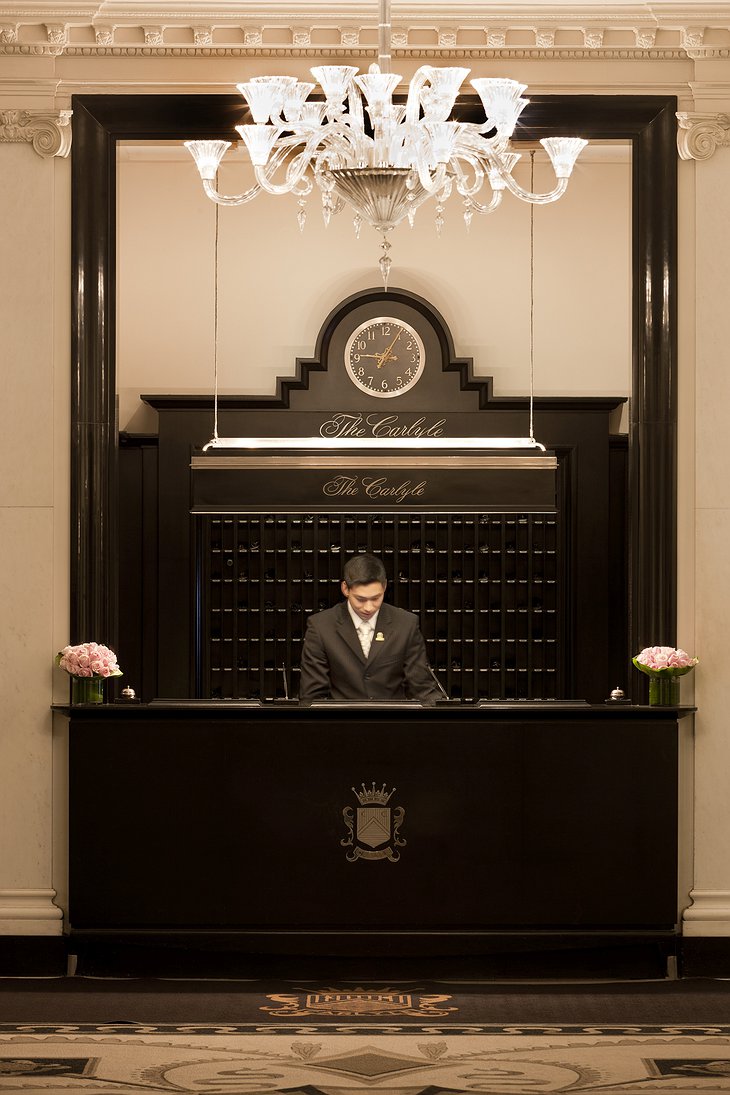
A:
<box><xmin>375</xmin><ymin>632</ymin><xmax>385</xmax><ymax>642</ymax></box>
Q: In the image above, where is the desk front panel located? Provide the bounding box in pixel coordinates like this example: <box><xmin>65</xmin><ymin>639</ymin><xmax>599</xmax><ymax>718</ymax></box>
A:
<box><xmin>68</xmin><ymin>710</ymin><xmax>678</xmax><ymax>933</ymax></box>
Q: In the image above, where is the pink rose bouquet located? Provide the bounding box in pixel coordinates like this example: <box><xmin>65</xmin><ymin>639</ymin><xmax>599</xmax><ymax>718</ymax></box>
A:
<box><xmin>632</xmin><ymin>645</ymin><xmax>698</xmax><ymax>679</ymax></box>
<box><xmin>55</xmin><ymin>642</ymin><xmax>122</xmax><ymax>679</ymax></box>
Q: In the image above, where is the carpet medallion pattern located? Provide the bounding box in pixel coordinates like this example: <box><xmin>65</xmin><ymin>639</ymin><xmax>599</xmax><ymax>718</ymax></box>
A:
<box><xmin>2</xmin><ymin>1026</ymin><xmax>730</xmax><ymax>1091</ymax></box>
<box><xmin>1</xmin><ymin>986</ymin><xmax>730</xmax><ymax>1094</ymax></box>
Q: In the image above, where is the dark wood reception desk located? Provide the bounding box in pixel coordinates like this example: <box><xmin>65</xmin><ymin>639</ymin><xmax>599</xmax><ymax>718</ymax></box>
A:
<box><xmin>61</xmin><ymin>701</ymin><xmax>693</xmax><ymax>977</ymax></box>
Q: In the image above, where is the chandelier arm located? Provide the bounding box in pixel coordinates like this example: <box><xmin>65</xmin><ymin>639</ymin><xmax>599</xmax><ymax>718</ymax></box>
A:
<box><xmin>202</xmin><ymin>177</ymin><xmax>262</xmax><ymax>206</ymax></box>
<box><xmin>415</xmin><ymin>159</ymin><xmax>447</xmax><ymax>194</ymax></box>
<box><xmin>344</xmin><ymin>78</ymin><xmax>366</xmax><ymax>141</ymax></box>
<box><xmin>404</xmin><ymin>66</ymin><xmax>430</xmax><ymax>126</ymax></box>
<box><xmin>317</xmin><ymin>133</ymin><xmax>375</xmax><ymax>177</ymax></box>
<box><xmin>478</xmin><ymin>131</ymin><xmax>513</xmax><ymax>155</ymax></box>
<box><xmin>463</xmin><ymin>188</ymin><xmax>504</xmax><ymax>216</ymax></box>
<box><xmin>301</xmin><ymin>122</ymin><xmax>373</xmax><ymax>171</ymax></box>
<box><xmin>251</xmin><ymin>132</ymin><xmax>319</xmax><ymax>193</ymax></box>
<box><xmin>254</xmin><ymin>151</ymin><xmax>315</xmax><ymax>197</ymax></box>
<box><xmin>251</xmin><ymin>127</ymin><xmax>358</xmax><ymax>197</ymax></box>
<box><xmin>457</xmin><ymin>132</ymin><xmax>504</xmax><ymax>160</ymax></box>
<box><xmin>500</xmin><ymin>173</ymin><xmax>569</xmax><ymax>205</ymax></box>
<box><xmin>451</xmin><ymin>155</ymin><xmax>485</xmax><ymax>197</ymax></box>
<box><xmin>286</xmin><ymin>168</ymin><xmax>314</xmax><ymax>198</ymax></box>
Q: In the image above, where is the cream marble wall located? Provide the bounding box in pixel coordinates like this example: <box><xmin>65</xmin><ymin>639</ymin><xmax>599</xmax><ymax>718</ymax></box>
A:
<box><xmin>0</xmin><ymin>143</ymin><xmax>64</xmax><ymax>934</ymax></box>
<box><xmin>683</xmin><ymin>146</ymin><xmax>730</xmax><ymax>936</ymax></box>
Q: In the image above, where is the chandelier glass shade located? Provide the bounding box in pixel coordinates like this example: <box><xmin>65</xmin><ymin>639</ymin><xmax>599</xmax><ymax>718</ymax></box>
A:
<box><xmin>185</xmin><ymin>13</ymin><xmax>587</xmax><ymax>285</ymax></box>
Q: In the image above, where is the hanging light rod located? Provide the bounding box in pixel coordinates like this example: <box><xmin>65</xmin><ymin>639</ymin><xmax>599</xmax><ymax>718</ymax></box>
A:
<box><xmin>185</xmin><ymin>0</ymin><xmax>587</xmax><ymax>287</ymax></box>
<box><xmin>200</xmin><ymin>436</ymin><xmax>548</xmax><ymax>452</ymax></box>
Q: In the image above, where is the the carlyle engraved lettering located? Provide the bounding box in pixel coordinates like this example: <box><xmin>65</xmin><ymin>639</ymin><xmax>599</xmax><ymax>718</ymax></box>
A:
<box><xmin>323</xmin><ymin>476</ymin><xmax>427</xmax><ymax>505</ymax></box>
<box><xmin>320</xmin><ymin>413</ymin><xmax>446</xmax><ymax>439</ymax></box>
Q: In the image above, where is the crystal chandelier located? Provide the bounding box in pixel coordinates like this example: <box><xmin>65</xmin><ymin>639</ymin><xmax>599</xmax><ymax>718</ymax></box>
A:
<box><xmin>186</xmin><ymin>1</ymin><xmax>586</xmax><ymax>286</ymax></box>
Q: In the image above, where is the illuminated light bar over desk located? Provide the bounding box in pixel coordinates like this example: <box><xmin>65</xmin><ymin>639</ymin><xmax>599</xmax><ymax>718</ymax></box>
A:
<box><xmin>61</xmin><ymin>700</ymin><xmax>692</xmax><ymax>978</ymax></box>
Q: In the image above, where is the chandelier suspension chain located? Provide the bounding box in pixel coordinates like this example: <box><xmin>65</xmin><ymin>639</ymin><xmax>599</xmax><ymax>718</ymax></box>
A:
<box><xmin>378</xmin><ymin>0</ymin><xmax>391</xmax><ymax>73</ymax></box>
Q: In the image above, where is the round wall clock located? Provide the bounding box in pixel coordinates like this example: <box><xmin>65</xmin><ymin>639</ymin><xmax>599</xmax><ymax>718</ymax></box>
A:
<box><xmin>344</xmin><ymin>316</ymin><xmax>425</xmax><ymax>398</ymax></box>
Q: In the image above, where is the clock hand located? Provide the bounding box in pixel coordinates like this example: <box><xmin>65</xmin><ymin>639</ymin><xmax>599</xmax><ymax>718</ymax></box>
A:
<box><xmin>376</xmin><ymin>331</ymin><xmax>402</xmax><ymax>368</ymax></box>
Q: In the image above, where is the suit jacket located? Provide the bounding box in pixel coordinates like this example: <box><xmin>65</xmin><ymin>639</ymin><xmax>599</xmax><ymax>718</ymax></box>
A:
<box><xmin>298</xmin><ymin>601</ymin><xmax>441</xmax><ymax>702</ymax></box>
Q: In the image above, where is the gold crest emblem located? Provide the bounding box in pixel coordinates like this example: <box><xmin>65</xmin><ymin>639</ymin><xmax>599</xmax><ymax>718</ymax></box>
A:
<box><xmin>261</xmin><ymin>987</ymin><xmax>456</xmax><ymax>1017</ymax></box>
<box><xmin>341</xmin><ymin>782</ymin><xmax>406</xmax><ymax>862</ymax></box>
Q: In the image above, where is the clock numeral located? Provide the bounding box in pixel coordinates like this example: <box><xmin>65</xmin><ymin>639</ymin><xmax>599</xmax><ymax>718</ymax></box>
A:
<box><xmin>410</xmin><ymin>354</ymin><xmax>417</xmax><ymax>363</ymax></box>
<box><xmin>381</xmin><ymin>324</ymin><xmax>391</xmax><ymax>336</ymax></box>
<box><xmin>367</xmin><ymin>329</ymin><xmax>376</xmax><ymax>340</ymax></box>
<box><xmin>352</xmin><ymin>353</ymin><xmax>361</xmax><ymax>363</ymax></box>
<box><xmin>357</xmin><ymin>339</ymin><xmax>367</xmax><ymax>350</ymax></box>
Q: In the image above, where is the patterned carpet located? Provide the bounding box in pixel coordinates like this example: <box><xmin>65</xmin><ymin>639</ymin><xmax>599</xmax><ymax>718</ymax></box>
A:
<box><xmin>1</xmin><ymin>982</ymin><xmax>730</xmax><ymax>1093</ymax></box>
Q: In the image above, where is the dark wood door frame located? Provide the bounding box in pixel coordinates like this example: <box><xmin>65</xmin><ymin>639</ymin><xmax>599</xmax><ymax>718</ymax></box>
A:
<box><xmin>71</xmin><ymin>93</ymin><xmax>678</xmax><ymax>682</ymax></box>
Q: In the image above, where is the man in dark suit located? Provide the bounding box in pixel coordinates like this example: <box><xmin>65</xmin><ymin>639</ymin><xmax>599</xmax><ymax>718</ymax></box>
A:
<box><xmin>298</xmin><ymin>554</ymin><xmax>441</xmax><ymax>702</ymax></box>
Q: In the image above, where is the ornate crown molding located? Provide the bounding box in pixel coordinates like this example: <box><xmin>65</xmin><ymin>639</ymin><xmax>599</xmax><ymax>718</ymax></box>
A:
<box><xmin>0</xmin><ymin>3</ymin><xmax>728</xmax><ymax>58</ymax></box>
<box><xmin>0</xmin><ymin>107</ymin><xmax>71</xmax><ymax>156</ymax></box>
<box><xmin>0</xmin><ymin>43</ymin><xmax>714</xmax><ymax>60</ymax></box>
<box><xmin>677</xmin><ymin>110</ymin><xmax>730</xmax><ymax>158</ymax></box>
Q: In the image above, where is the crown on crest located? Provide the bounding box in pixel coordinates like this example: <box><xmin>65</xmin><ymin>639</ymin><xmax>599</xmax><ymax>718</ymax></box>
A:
<box><xmin>353</xmin><ymin>781</ymin><xmax>395</xmax><ymax>806</ymax></box>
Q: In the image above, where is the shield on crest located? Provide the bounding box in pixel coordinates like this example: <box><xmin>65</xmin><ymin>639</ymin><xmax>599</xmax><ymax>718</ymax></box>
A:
<box><xmin>357</xmin><ymin>806</ymin><xmax>391</xmax><ymax>849</ymax></box>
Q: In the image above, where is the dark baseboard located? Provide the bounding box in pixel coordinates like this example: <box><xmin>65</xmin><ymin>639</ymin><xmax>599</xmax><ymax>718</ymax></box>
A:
<box><xmin>68</xmin><ymin>931</ymin><xmax>678</xmax><ymax>980</ymax></box>
<box><xmin>4</xmin><ymin>932</ymin><xmax>728</xmax><ymax>981</ymax></box>
<box><xmin>681</xmin><ymin>937</ymin><xmax>730</xmax><ymax>978</ymax></box>
<box><xmin>0</xmin><ymin>936</ymin><xmax>67</xmax><ymax>977</ymax></box>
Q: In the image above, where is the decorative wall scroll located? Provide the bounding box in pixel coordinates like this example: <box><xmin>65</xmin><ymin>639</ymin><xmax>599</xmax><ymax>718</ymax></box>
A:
<box><xmin>0</xmin><ymin>109</ymin><xmax>71</xmax><ymax>158</ymax></box>
<box><xmin>677</xmin><ymin>111</ymin><xmax>730</xmax><ymax>161</ymax></box>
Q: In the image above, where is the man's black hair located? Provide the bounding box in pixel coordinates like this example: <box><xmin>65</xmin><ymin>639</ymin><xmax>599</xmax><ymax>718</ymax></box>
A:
<box><xmin>343</xmin><ymin>553</ymin><xmax>387</xmax><ymax>588</ymax></box>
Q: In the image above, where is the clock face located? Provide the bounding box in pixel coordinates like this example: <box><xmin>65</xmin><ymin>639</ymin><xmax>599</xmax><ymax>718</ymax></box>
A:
<box><xmin>344</xmin><ymin>317</ymin><xmax>425</xmax><ymax>398</ymax></box>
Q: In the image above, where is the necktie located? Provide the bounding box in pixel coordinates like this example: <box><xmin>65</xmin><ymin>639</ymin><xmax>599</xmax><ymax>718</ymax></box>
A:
<box><xmin>357</xmin><ymin>623</ymin><xmax>373</xmax><ymax>658</ymax></box>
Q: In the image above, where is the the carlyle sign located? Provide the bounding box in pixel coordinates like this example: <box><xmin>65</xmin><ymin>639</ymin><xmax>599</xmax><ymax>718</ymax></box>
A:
<box><xmin>319</xmin><ymin>413</ymin><xmax>446</xmax><ymax>439</ymax></box>
<box><xmin>323</xmin><ymin>475</ymin><xmax>427</xmax><ymax>505</ymax></box>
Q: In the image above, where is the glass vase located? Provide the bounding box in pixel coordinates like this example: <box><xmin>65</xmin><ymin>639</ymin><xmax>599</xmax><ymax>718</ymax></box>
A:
<box><xmin>71</xmin><ymin>676</ymin><xmax>105</xmax><ymax>704</ymax></box>
<box><xmin>648</xmin><ymin>675</ymin><xmax>679</xmax><ymax>706</ymax></box>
